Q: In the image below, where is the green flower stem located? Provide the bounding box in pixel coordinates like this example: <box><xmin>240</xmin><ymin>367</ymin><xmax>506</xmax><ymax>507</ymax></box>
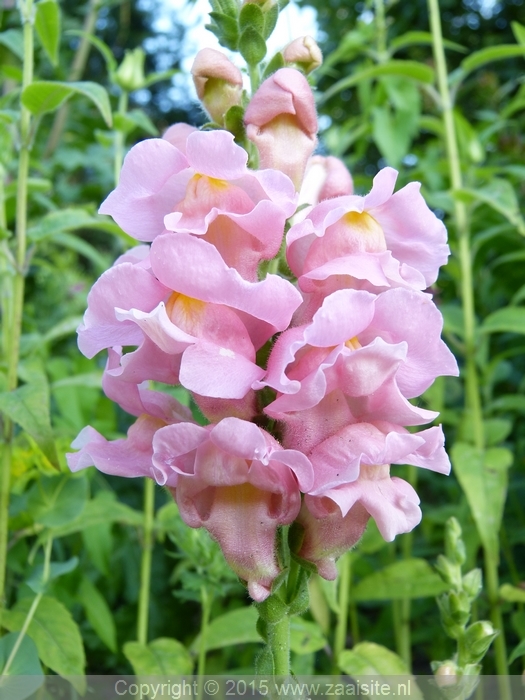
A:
<box><xmin>0</xmin><ymin>0</ymin><xmax>34</xmax><ymax>626</ymax></box>
<box><xmin>44</xmin><ymin>0</ymin><xmax>102</xmax><ymax>157</ymax></box>
<box><xmin>249</xmin><ymin>64</ymin><xmax>261</xmax><ymax>95</ymax></box>
<box><xmin>333</xmin><ymin>550</ymin><xmax>351</xmax><ymax>670</ymax></box>
<box><xmin>374</xmin><ymin>0</ymin><xmax>388</xmax><ymax>61</ymax></box>
<box><xmin>197</xmin><ymin>586</ymin><xmax>211</xmax><ymax>688</ymax></box>
<box><xmin>268</xmin><ymin>608</ymin><xmax>290</xmax><ymax>676</ymax></box>
<box><xmin>1</xmin><ymin>537</ymin><xmax>52</xmax><ymax>675</ymax></box>
<box><xmin>428</xmin><ymin>0</ymin><xmax>508</xmax><ymax>688</ymax></box>
<box><xmin>114</xmin><ymin>90</ymin><xmax>129</xmax><ymax>186</ymax></box>
<box><xmin>397</xmin><ymin>465</ymin><xmax>418</xmax><ymax>671</ymax></box>
<box><xmin>136</xmin><ymin>477</ymin><xmax>155</xmax><ymax>645</ymax></box>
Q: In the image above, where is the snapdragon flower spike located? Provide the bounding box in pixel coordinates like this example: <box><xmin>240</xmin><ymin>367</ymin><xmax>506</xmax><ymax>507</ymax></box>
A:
<box><xmin>287</xmin><ymin>167</ymin><xmax>450</xmax><ymax>307</ymax></box>
<box><xmin>99</xmin><ymin>129</ymin><xmax>297</xmax><ymax>281</ymax></box>
<box><xmin>152</xmin><ymin>417</ymin><xmax>313</xmax><ymax>601</ymax></box>
<box><xmin>67</xmin><ymin>349</ymin><xmax>192</xmax><ymax>486</ymax></box>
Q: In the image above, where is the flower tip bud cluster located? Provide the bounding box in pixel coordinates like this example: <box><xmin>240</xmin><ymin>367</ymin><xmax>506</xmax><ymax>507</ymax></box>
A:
<box><xmin>115</xmin><ymin>47</ymin><xmax>146</xmax><ymax>92</ymax></box>
<box><xmin>434</xmin><ymin>662</ymin><xmax>458</xmax><ymax>687</ymax></box>
<box><xmin>191</xmin><ymin>48</ymin><xmax>243</xmax><ymax>125</ymax></box>
<box><xmin>283</xmin><ymin>36</ymin><xmax>322</xmax><ymax>74</ymax></box>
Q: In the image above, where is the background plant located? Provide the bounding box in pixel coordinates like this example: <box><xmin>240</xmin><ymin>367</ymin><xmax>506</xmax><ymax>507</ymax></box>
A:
<box><xmin>0</xmin><ymin>0</ymin><xmax>524</xmax><ymax>688</ymax></box>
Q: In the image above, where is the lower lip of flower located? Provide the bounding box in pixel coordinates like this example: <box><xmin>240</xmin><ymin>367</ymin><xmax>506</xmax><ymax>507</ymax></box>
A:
<box><xmin>341</xmin><ymin>210</ymin><xmax>387</xmax><ymax>253</ymax></box>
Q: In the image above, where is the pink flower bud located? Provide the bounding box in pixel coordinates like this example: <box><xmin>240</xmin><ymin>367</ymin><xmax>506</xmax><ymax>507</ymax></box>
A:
<box><xmin>283</xmin><ymin>36</ymin><xmax>322</xmax><ymax>75</ymax></box>
<box><xmin>298</xmin><ymin>155</ymin><xmax>353</xmax><ymax>210</ymax></box>
<box><xmin>191</xmin><ymin>48</ymin><xmax>243</xmax><ymax>125</ymax></box>
<box><xmin>245</xmin><ymin>68</ymin><xmax>317</xmax><ymax>190</ymax></box>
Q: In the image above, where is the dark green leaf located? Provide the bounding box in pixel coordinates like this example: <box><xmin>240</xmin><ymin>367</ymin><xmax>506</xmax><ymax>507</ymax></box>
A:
<box><xmin>482</xmin><ymin>307</ymin><xmax>525</xmax><ymax>335</ymax></box>
<box><xmin>26</xmin><ymin>557</ymin><xmax>79</xmax><ymax>594</ymax></box>
<box><xmin>35</xmin><ymin>0</ymin><xmax>61</xmax><ymax>66</ymax></box>
<box><xmin>123</xmin><ymin>638</ymin><xmax>193</xmax><ymax>676</ymax></box>
<box><xmin>511</xmin><ymin>21</ymin><xmax>525</xmax><ymax>46</ymax></box>
<box><xmin>77</xmin><ymin>577</ymin><xmax>117</xmax><ymax>652</ymax></box>
<box><xmin>28</xmin><ymin>474</ymin><xmax>88</xmax><ymax>528</ymax></box>
<box><xmin>509</xmin><ymin>639</ymin><xmax>525</xmax><ymax>665</ymax></box>
<box><xmin>500</xmin><ymin>583</ymin><xmax>525</xmax><ymax>604</ymax></box>
<box><xmin>191</xmin><ymin>607</ymin><xmax>260</xmax><ymax>652</ymax></box>
<box><xmin>22</xmin><ymin>81</ymin><xmax>112</xmax><ymax>126</ymax></box>
<box><xmin>339</xmin><ymin>642</ymin><xmax>420</xmax><ymax>690</ymax></box>
<box><xmin>0</xmin><ymin>30</ymin><xmax>24</xmax><ymax>61</ymax></box>
<box><xmin>451</xmin><ymin>443</ymin><xmax>512</xmax><ymax>561</ymax></box>
<box><xmin>320</xmin><ymin>61</ymin><xmax>435</xmax><ymax>104</ymax></box>
<box><xmin>2</xmin><ymin>596</ymin><xmax>85</xmax><ymax>693</ymax></box>
<box><xmin>454</xmin><ymin>180</ymin><xmax>525</xmax><ymax>236</ymax></box>
<box><xmin>0</xmin><ymin>633</ymin><xmax>43</xmax><ymax>700</ymax></box>
<box><xmin>352</xmin><ymin>559</ymin><xmax>448</xmax><ymax>601</ymax></box>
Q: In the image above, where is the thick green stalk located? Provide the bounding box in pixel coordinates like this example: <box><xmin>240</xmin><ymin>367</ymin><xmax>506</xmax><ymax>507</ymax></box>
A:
<box><xmin>397</xmin><ymin>466</ymin><xmax>417</xmax><ymax>671</ymax></box>
<box><xmin>136</xmin><ymin>478</ymin><xmax>155</xmax><ymax>645</ymax></box>
<box><xmin>44</xmin><ymin>0</ymin><xmax>101</xmax><ymax>157</ymax></box>
<box><xmin>1</xmin><ymin>537</ymin><xmax>52</xmax><ymax>675</ymax></box>
<box><xmin>374</xmin><ymin>0</ymin><xmax>387</xmax><ymax>61</ymax></box>
<box><xmin>427</xmin><ymin>0</ymin><xmax>508</xmax><ymax>687</ymax></box>
<box><xmin>114</xmin><ymin>91</ymin><xmax>129</xmax><ymax>186</ymax></box>
<box><xmin>0</xmin><ymin>0</ymin><xmax>34</xmax><ymax>625</ymax></box>
<box><xmin>333</xmin><ymin>550</ymin><xmax>351</xmax><ymax>670</ymax></box>
<box><xmin>268</xmin><ymin>612</ymin><xmax>290</xmax><ymax>676</ymax></box>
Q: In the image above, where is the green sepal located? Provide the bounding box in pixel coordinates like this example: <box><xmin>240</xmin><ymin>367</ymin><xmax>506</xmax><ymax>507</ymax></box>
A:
<box><xmin>256</xmin><ymin>616</ymin><xmax>268</xmax><ymax>642</ymax></box>
<box><xmin>277</xmin><ymin>525</ymin><xmax>290</xmax><ymax>570</ymax></box>
<box><xmin>270</xmin><ymin>568</ymin><xmax>289</xmax><ymax>595</ymax></box>
<box><xmin>239</xmin><ymin>3</ymin><xmax>265</xmax><ymax>34</ymax></box>
<box><xmin>239</xmin><ymin>27</ymin><xmax>267</xmax><ymax>66</ymax></box>
<box><xmin>256</xmin><ymin>594</ymin><xmax>288</xmax><ymax>624</ymax></box>
<box><xmin>290</xmin><ymin>551</ymin><xmax>318</xmax><ymax>575</ymax></box>
<box><xmin>287</xmin><ymin>569</ymin><xmax>311</xmax><ymax>616</ymax></box>
<box><xmin>462</xmin><ymin>568</ymin><xmax>482</xmax><ymax>601</ymax></box>
<box><xmin>224</xmin><ymin>104</ymin><xmax>246</xmax><ymax>144</ymax></box>
<box><xmin>255</xmin><ymin>645</ymin><xmax>275</xmax><ymax>675</ymax></box>
<box><xmin>263</xmin><ymin>51</ymin><xmax>285</xmax><ymax>79</ymax></box>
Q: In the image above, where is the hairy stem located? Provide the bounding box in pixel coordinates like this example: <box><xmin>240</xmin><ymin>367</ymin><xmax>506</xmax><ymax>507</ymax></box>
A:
<box><xmin>0</xmin><ymin>0</ymin><xmax>34</xmax><ymax>626</ymax></box>
<box><xmin>268</xmin><ymin>611</ymin><xmax>290</xmax><ymax>676</ymax></box>
<box><xmin>137</xmin><ymin>478</ymin><xmax>155</xmax><ymax>645</ymax></box>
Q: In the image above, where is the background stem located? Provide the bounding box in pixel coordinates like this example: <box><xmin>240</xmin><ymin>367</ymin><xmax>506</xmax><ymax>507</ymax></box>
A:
<box><xmin>136</xmin><ymin>478</ymin><xmax>155</xmax><ymax>645</ymax></box>
<box><xmin>333</xmin><ymin>550</ymin><xmax>351</xmax><ymax>670</ymax></box>
<box><xmin>114</xmin><ymin>91</ymin><xmax>129</xmax><ymax>186</ymax></box>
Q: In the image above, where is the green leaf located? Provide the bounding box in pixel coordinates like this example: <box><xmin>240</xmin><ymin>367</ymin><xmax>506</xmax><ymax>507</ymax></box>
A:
<box><xmin>481</xmin><ymin>307</ymin><xmax>525</xmax><ymax>335</ymax></box>
<box><xmin>0</xmin><ymin>30</ymin><xmax>23</xmax><ymax>61</ymax></box>
<box><xmin>22</xmin><ymin>81</ymin><xmax>112</xmax><ymax>126</ymax></box>
<box><xmin>0</xmin><ymin>633</ymin><xmax>43</xmax><ymax>700</ymax></box>
<box><xmin>500</xmin><ymin>583</ymin><xmax>525</xmax><ymax>604</ymax></box>
<box><xmin>123</xmin><ymin>638</ymin><xmax>193</xmax><ymax>676</ymax></box>
<box><xmin>65</xmin><ymin>30</ymin><xmax>117</xmax><ymax>75</ymax></box>
<box><xmin>509</xmin><ymin>638</ymin><xmax>525</xmax><ymax>665</ymax></box>
<box><xmin>0</xmin><ymin>373</ymin><xmax>57</xmax><ymax>467</ymax></box>
<box><xmin>390</xmin><ymin>31</ymin><xmax>466</xmax><ymax>54</ymax></box>
<box><xmin>191</xmin><ymin>606</ymin><xmax>260</xmax><ymax>652</ymax></box>
<box><xmin>339</xmin><ymin>642</ymin><xmax>420</xmax><ymax>685</ymax></box>
<box><xmin>142</xmin><ymin>69</ymin><xmax>179</xmax><ymax>88</ymax></box>
<box><xmin>28</xmin><ymin>474</ymin><xmax>88</xmax><ymax>528</ymax></box>
<box><xmin>2</xmin><ymin>596</ymin><xmax>85</xmax><ymax>693</ymax></box>
<box><xmin>35</xmin><ymin>0</ymin><xmax>61</xmax><ymax>66</ymax></box>
<box><xmin>352</xmin><ymin>559</ymin><xmax>448</xmax><ymax>601</ymax></box>
<box><xmin>512</xmin><ymin>21</ymin><xmax>525</xmax><ymax>46</ymax></box>
<box><xmin>290</xmin><ymin>618</ymin><xmax>327</xmax><ymax>655</ymax></box>
<box><xmin>239</xmin><ymin>27</ymin><xmax>267</xmax><ymax>66</ymax></box>
<box><xmin>239</xmin><ymin>3</ymin><xmax>265</xmax><ymax>34</ymax></box>
<box><xmin>43</xmin><ymin>316</ymin><xmax>84</xmax><ymax>345</ymax></box>
<box><xmin>42</xmin><ymin>490</ymin><xmax>143</xmax><ymax>540</ymax></box>
<box><xmin>27</xmin><ymin>207</ymin><xmax>100</xmax><ymax>241</ymax></box>
<box><xmin>53</xmin><ymin>231</ymin><xmax>109</xmax><ymax>272</ymax></box>
<box><xmin>113</xmin><ymin>108</ymin><xmax>159</xmax><ymax>136</ymax></box>
<box><xmin>454</xmin><ymin>180</ymin><xmax>525</xmax><ymax>236</ymax></box>
<box><xmin>26</xmin><ymin>556</ymin><xmax>78</xmax><ymax>594</ymax></box>
<box><xmin>77</xmin><ymin>577</ymin><xmax>117</xmax><ymax>652</ymax></box>
<box><xmin>320</xmin><ymin>61</ymin><xmax>435</xmax><ymax>104</ymax></box>
<box><xmin>451</xmin><ymin>443</ymin><xmax>512</xmax><ymax>561</ymax></box>
<box><xmin>460</xmin><ymin>45</ymin><xmax>525</xmax><ymax>77</ymax></box>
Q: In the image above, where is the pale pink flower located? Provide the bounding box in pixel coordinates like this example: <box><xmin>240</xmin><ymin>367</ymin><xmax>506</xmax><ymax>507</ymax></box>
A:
<box><xmin>152</xmin><ymin>418</ymin><xmax>313</xmax><ymax>600</ymax></box>
<box><xmin>78</xmin><ymin>233</ymin><xmax>302</xmax><ymax>400</ymax></box>
<box><xmin>191</xmin><ymin>48</ymin><xmax>243</xmax><ymax>125</ymax></box>
<box><xmin>287</xmin><ymin>167</ymin><xmax>450</xmax><ymax>299</ymax></box>
<box><xmin>282</xmin><ymin>36</ymin><xmax>323</xmax><ymax>75</ymax></box>
<box><xmin>299</xmin><ymin>155</ymin><xmax>354</xmax><ymax>209</ymax></box>
<box><xmin>244</xmin><ymin>68</ymin><xmax>317</xmax><ymax>190</ymax></box>
<box><xmin>99</xmin><ymin>129</ymin><xmax>296</xmax><ymax>280</ymax></box>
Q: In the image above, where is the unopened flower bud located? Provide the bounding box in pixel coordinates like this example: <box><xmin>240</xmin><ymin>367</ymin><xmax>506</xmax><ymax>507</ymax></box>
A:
<box><xmin>434</xmin><ymin>661</ymin><xmax>458</xmax><ymax>687</ymax></box>
<box><xmin>283</xmin><ymin>36</ymin><xmax>322</xmax><ymax>74</ymax></box>
<box><xmin>464</xmin><ymin>621</ymin><xmax>497</xmax><ymax>663</ymax></box>
<box><xmin>299</xmin><ymin>155</ymin><xmax>353</xmax><ymax>207</ymax></box>
<box><xmin>462</xmin><ymin>568</ymin><xmax>482</xmax><ymax>600</ymax></box>
<box><xmin>191</xmin><ymin>48</ymin><xmax>243</xmax><ymax>125</ymax></box>
<box><xmin>245</xmin><ymin>67</ymin><xmax>317</xmax><ymax>190</ymax></box>
<box><xmin>445</xmin><ymin>516</ymin><xmax>466</xmax><ymax>566</ymax></box>
<box><xmin>115</xmin><ymin>48</ymin><xmax>146</xmax><ymax>92</ymax></box>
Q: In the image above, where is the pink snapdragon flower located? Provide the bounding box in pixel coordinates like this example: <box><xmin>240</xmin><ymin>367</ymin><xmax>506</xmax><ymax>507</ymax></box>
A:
<box><xmin>245</xmin><ymin>68</ymin><xmax>317</xmax><ymax>190</ymax></box>
<box><xmin>67</xmin><ymin>349</ymin><xmax>192</xmax><ymax>485</ymax></box>
<box><xmin>99</xmin><ymin>129</ymin><xmax>297</xmax><ymax>280</ymax></box>
<box><xmin>191</xmin><ymin>48</ymin><xmax>243</xmax><ymax>125</ymax></box>
<box><xmin>287</xmin><ymin>167</ymin><xmax>450</xmax><ymax>304</ymax></box>
<box><xmin>152</xmin><ymin>418</ymin><xmax>313</xmax><ymax>600</ymax></box>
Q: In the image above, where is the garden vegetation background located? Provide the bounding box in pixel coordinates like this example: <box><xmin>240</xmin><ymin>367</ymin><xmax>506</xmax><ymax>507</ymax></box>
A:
<box><xmin>0</xmin><ymin>0</ymin><xmax>525</xmax><ymax>687</ymax></box>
